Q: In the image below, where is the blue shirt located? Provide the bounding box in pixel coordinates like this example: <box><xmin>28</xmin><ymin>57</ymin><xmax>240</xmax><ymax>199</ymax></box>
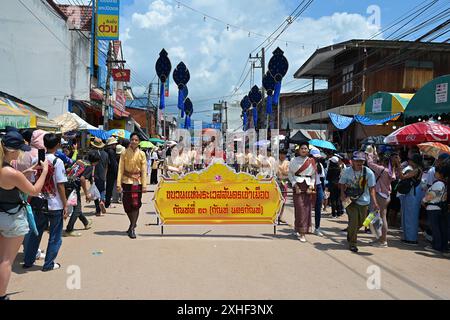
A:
<box><xmin>339</xmin><ymin>166</ymin><xmax>376</xmax><ymax>206</ymax></box>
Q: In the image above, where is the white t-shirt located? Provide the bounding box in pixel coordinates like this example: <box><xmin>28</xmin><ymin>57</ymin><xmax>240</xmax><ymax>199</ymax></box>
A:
<box><xmin>315</xmin><ymin>163</ymin><xmax>325</xmax><ymax>185</ymax></box>
<box><xmin>45</xmin><ymin>154</ymin><xmax>68</xmax><ymax>211</ymax></box>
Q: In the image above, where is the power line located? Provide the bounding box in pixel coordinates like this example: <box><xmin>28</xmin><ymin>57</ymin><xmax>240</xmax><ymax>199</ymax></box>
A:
<box><xmin>169</xmin><ymin>0</ymin><xmax>319</xmax><ymax>48</ymax></box>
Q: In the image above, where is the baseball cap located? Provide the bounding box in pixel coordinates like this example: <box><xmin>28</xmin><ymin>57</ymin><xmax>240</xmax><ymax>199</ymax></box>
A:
<box><xmin>1</xmin><ymin>131</ymin><xmax>31</xmax><ymax>152</ymax></box>
<box><xmin>352</xmin><ymin>151</ymin><xmax>366</xmax><ymax>161</ymax></box>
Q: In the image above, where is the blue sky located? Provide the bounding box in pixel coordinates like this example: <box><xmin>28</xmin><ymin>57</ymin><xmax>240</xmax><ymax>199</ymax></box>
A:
<box><xmin>58</xmin><ymin>0</ymin><xmax>445</xmax><ymax>122</ymax></box>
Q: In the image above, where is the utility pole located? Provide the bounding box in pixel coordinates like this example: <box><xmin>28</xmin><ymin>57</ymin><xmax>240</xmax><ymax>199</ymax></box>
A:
<box><xmin>147</xmin><ymin>83</ymin><xmax>152</xmax><ymax>136</ymax></box>
<box><xmin>103</xmin><ymin>41</ymin><xmax>113</xmax><ymax>130</ymax></box>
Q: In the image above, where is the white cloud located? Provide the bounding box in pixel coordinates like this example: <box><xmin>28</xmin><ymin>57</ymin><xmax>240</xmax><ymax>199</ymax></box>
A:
<box><xmin>121</xmin><ymin>0</ymin><xmax>381</xmax><ymax>121</ymax></box>
<box><xmin>132</xmin><ymin>0</ymin><xmax>173</xmax><ymax>29</ymax></box>
<box><xmin>132</xmin><ymin>86</ymin><xmax>146</xmax><ymax>96</ymax></box>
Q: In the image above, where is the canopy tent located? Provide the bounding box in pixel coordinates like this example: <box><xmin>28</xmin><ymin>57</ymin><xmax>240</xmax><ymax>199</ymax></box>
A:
<box><xmin>404</xmin><ymin>74</ymin><xmax>450</xmax><ymax>119</ymax></box>
<box><xmin>88</xmin><ymin>130</ymin><xmax>111</xmax><ymax>140</ymax></box>
<box><xmin>54</xmin><ymin>112</ymin><xmax>98</xmax><ymax>133</ymax></box>
<box><xmin>359</xmin><ymin>92</ymin><xmax>413</xmax><ymax>120</ymax></box>
<box><xmin>289</xmin><ymin>128</ymin><xmax>327</xmax><ymax>144</ymax></box>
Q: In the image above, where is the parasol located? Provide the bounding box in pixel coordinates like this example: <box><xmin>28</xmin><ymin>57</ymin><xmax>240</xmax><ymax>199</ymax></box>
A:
<box><xmin>418</xmin><ymin>142</ymin><xmax>450</xmax><ymax>159</ymax></box>
<box><xmin>384</xmin><ymin>121</ymin><xmax>450</xmax><ymax>145</ymax></box>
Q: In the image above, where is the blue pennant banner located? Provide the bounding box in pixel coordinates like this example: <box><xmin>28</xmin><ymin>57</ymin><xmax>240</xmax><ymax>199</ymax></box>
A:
<box><xmin>159</xmin><ymin>82</ymin><xmax>165</xmax><ymax>110</ymax></box>
<box><xmin>273</xmin><ymin>82</ymin><xmax>282</xmax><ymax>105</ymax></box>
<box><xmin>178</xmin><ymin>88</ymin><xmax>185</xmax><ymax>118</ymax></box>
<box><xmin>266</xmin><ymin>95</ymin><xmax>273</xmax><ymax>115</ymax></box>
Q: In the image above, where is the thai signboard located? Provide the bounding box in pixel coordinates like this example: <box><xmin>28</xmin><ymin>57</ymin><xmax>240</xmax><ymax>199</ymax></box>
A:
<box><xmin>96</xmin><ymin>0</ymin><xmax>120</xmax><ymax>40</ymax></box>
<box><xmin>112</xmin><ymin>69</ymin><xmax>130</xmax><ymax>82</ymax></box>
<box><xmin>154</xmin><ymin>162</ymin><xmax>283</xmax><ymax>225</ymax></box>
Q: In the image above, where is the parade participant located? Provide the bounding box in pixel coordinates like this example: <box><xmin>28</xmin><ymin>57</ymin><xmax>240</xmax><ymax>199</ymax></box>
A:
<box><xmin>150</xmin><ymin>147</ymin><xmax>159</xmax><ymax>184</ymax></box>
<box><xmin>288</xmin><ymin>142</ymin><xmax>317</xmax><ymax>243</ymax></box>
<box><xmin>235</xmin><ymin>149</ymin><xmax>245</xmax><ymax>172</ymax></box>
<box><xmin>90</xmin><ymin>138</ymin><xmax>109</xmax><ymax>216</ymax></box>
<box><xmin>423</xmin><ymin>166</ymin><xmax>448</xmax><ymax>254</ymax></box>
<box><xmin>394</xmin><ymin>153</ymin><xmax>424</xmax><ymax>246</ymax></box>
<box><xmin>311</xmin><ymin>149</ymin><xmax>325</xmax><ymax>237</ymax></box>
<box><xmin>0</xmin><ymin>131</ymin><xmax>49</xmax><ymax>300</ymax></box>
<box><xmin>327</xmin><ymin>156</ymin><xmax>344</xmax><ymax>218</ymax></box>
<box><xmin>366</xmin><ymin>147</ymin><xmax>396</xmax><ymax>248</ymax></box>
<box><xmin>117</xmin><ymin>133</ymin><xmax>147</xmax><ymax>239</ymax></box>
<box><xmin>258</xmin><ymin>151</ymin><xmax>272</xmax><ymax>177</ymax></box>
<box><xmin>340</xmin><ymin>151</ymin><xmax>378</xmax><ymax>253</ymax></box>
<box><xmin>104</xmin><ymin>137</ymin><xmax>118</xmax><ymax>208</ymax></box>
<box><xmin>23</xmin><ymin>133</ymin><xmax>68</xmax><ymax>271</ymax></box>
<box><xmin>276</xmin><ymin>150</ymin><xmax>290</xmax><ymax>224</ymax></box>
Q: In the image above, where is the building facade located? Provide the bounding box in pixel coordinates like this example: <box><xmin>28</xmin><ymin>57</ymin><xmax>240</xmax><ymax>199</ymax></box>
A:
<box><xmin>0</xmin><ymin>0</ymin><xmax>91</xmax><ymax>119</ymax></box>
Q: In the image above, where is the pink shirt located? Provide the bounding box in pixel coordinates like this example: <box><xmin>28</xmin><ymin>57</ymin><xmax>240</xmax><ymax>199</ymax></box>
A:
<box><xmin>366</xmin><ymin>153</ymin><xmax>395</xmax><ymax>199</ymax></box>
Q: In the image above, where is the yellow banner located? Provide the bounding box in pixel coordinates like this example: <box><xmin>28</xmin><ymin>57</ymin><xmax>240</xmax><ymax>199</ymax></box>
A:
<box><xmin>154</xmin><ymin>162</ymin><xmax>283</xmax><ymax>225</ymax></box>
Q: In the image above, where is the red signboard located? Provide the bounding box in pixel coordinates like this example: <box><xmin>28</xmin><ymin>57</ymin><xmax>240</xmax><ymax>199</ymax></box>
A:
<box><xmin>114</xmin><ymin>89</ymin><xmax>126</xmax><ymax>112</ymax></box>
<box><xmin>165</xmin><ymin>79</ymin><xmax>169</xmax><ymax>97</ymax></box>
<box><xmin>112</xmin><ymin>69</ymin><xmax>131</xmax><ymax>82</ymax></box>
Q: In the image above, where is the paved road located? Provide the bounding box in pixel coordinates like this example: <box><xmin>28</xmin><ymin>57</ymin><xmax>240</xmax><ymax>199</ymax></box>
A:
<box><xmin>9</xmin><ymin>184</ymin><xmax>450</xmax><ymax>300</ymax></box>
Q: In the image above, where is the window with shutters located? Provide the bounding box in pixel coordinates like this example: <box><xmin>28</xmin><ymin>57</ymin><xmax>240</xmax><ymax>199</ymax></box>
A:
<box><xmin>342</xmin><ymin>65</ymin><xmax>354</xmax><ymax>94</ymax></box>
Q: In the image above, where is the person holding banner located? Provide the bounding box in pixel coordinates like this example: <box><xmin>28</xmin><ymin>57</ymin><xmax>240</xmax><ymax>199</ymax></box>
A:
<box><xmin>288</xmin><ymin>142</ymin><xmax>317</xmax><ymax>243</ymax></box>
<box><xmin>117</xmin><ymin>133</ymin><xmax>147</xmax><ymax>239</ymax></box>
<box><xmin>277</xmin><ymin>150</ymin><xmax>290</xmax><ymax>224</ymax></box>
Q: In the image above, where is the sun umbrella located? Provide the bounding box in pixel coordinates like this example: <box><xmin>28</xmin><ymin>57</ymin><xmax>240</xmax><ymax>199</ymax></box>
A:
<box><xmin>140</xmin><ymin>141</ymin><xmax>156</xmax><ymax>149</ymax></box>
<box><xmin>384</xmin><ymin>121</ymin><xmax>450</xmax><ymax>145</ymax></box>
<box><xmin>255</xmin><ymin>140</ymin><xmax>270</xmax><ymax>147</ymax></box>
<box><xmin>108</xmin><ymin>129</ymin><xmax>131</xmax><ymax>139</ymax></box>
<box><xmin>309</xmin><ymin>139</ymin><xmax>337</xmax><ymax>151</ymax></box>
<box><xmin>418</xmin><ymin>142</ymin><xmax>450</xmax><ymax>159</ymax></box>
<box><xmin>148</xmin><ymin>138</ymin><xmax>165</xmax><ymax>144</ymax></box>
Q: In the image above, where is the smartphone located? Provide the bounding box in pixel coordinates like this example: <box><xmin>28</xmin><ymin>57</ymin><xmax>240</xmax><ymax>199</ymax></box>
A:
<box><xmin>38</xmin><ymin>149</ymin><xmax>46</xmax><ymax>163</ymax></box>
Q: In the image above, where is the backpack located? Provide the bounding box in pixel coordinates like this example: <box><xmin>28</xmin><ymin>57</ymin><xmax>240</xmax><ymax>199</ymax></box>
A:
<box><xmin>395</xmin><ymin>169</ymin><xmax>421</xmax><ymax>195</ymax></box>
<box><xmin>35</xmin><ymin>158</ymin><xmax>59</xmax><ymax>198</ymax></box>
<box><xmin>345</xmin><ymin>166</ymin><xmax>368</xmax><ymax>202</ymax></box>
<box><xmin>29</xmin><ymin>157</ymin><xmax>58</xmax><ymax>211</ymax></box>
<box><xmin>65</xmin><ymin>161</ymin><xmax>86</xmax><ymax>196</ymax></box>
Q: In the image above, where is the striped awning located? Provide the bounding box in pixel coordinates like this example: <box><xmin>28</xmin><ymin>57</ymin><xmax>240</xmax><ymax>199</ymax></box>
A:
<box><xmin>0</xmin><ymin>96</ymin><xmax>37</xmax><ymax>129</ymax></box>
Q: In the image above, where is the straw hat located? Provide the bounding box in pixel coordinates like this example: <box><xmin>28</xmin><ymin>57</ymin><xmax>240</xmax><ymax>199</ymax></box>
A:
<box><xmin>106</xmin><ymin>137</ymin><xmax>118</xmax><ymax>146</ymax></box>
<box><xmin>91</xmin><ymin>137</ymin><xmax>105</xmax><ymax>149</ymax></box>
<box><xmin>116</xmin><ymin>144</ymin><xmax>125</xmax><ymax>155</ymax></box>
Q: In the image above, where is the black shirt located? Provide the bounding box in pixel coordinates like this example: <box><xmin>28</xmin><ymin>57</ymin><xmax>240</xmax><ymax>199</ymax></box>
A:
<box><xmin>93</xmin><ymin>150</ymin><xmax>108</xmax><ymax>182</ymax></box>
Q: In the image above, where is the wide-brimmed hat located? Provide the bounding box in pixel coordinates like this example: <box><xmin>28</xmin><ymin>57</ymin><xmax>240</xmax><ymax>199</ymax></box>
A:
<box><xmin>91</xmin><ymin>137</ymin><xmax>105</xmax><ymax>149</ymax></box>
<box><xmin>106</xmin><ymin>137</ymin><xmax>118</xmax><ymax>146</ymax></box>
<box><xmin>116</xmin><ymin>144</ymin><xmax>125</xmax><ymax>155</ymax></box>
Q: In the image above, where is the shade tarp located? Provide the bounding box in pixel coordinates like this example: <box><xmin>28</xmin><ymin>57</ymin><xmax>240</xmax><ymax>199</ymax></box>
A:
<box><xmin>54</xmin><ymin>112</ymin><xmax>98</xmax><ymax>133</ymax></box>
<box><xmin>329</xmin><ymin>113</ymin><xmax>354</xmax><ymax>130</ymax></box>
<box><xmin>405</xmin><ymin>75</ymin><xmax>450</xmax><ymax>119</ymax></box>
<box><xmin>329</xmin><ymin>112</ymin><xmax>402</xmax><ymax>130</ymax></box>
<box><xmin>360</xmin><ymin>92</ymin><xmax>412</xmax><ymax>119</ymax></box>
